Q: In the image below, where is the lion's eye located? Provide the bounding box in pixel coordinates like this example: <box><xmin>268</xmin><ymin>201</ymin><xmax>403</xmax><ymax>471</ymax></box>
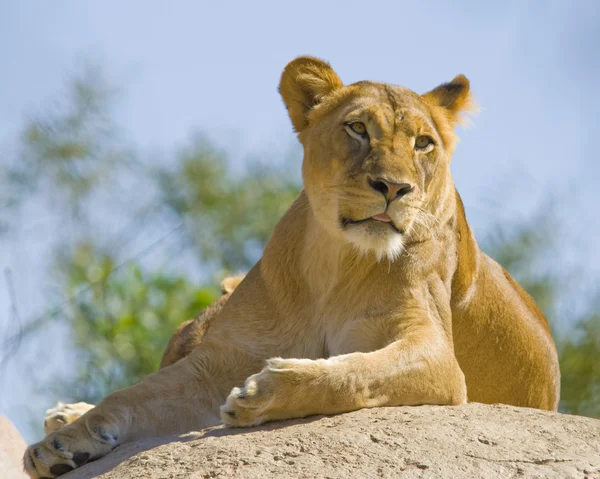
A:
<box><xmin>349</xmin><ymin>122</ymin><xmax>367</xmax><ymax>135</ymax></box>
<box><xmin>415</xmin><ymin>136</ymin><xmax>434</xmax><ymax>150</ymax></box>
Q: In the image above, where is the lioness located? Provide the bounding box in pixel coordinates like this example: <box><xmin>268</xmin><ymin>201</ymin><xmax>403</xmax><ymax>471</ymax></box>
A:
<box><xmin>24</xmin><ymin>57</ymin><xmax>560</xmax><ymax>478</ymax></box>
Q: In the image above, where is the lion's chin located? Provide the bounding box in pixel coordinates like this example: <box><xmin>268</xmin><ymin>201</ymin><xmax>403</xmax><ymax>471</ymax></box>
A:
<box><xmin>342</xmin><ymin>224</ymin><xmax>406</xmax><ymax>262</ymax></box>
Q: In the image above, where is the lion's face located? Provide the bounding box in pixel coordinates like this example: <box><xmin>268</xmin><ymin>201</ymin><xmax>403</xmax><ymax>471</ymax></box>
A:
<box><xmin>280</xmin><ymin>57</ymin><xmax>473</xmax><ymax>260</ymax></box>
<box><xmin>300</xmin><ymin>84</ymin><xmax>452</xmax><ymax>261</ymax></box>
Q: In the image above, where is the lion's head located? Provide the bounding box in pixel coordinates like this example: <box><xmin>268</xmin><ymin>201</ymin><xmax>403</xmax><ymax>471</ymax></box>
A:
<box><xmin>279</xmin><ymin>57</ymin><xmax>474</xmax><ymax>261</ymax></box>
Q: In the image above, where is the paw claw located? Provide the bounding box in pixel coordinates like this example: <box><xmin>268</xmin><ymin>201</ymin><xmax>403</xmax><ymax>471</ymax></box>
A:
<box><xmin>220</xmin><ymin>365</ymin><xmax>289</xmax><ymax>427</ymax></box>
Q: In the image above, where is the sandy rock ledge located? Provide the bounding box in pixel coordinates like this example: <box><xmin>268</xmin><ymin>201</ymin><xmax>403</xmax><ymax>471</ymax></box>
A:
<box><xmin>62</xmin><ymin>403</ymin><xmax>599</xmax><ymax>479</ymax></box>
<box><xmin>0</xmin><ymin>415</ymin><xmax>28</xmax><ymax>479</ymax></box>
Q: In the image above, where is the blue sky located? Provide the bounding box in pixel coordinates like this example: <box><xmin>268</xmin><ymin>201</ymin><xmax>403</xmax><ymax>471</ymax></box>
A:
<box><xmin>1</xmin><ymin>0</ymin><xmax>598</xmax><ymax>442</ymax></box>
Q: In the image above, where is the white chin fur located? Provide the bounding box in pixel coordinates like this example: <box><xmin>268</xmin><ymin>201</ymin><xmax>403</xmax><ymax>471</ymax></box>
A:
<box><xmin>344</xmin><ymin>228</ymin><xmax>405</xmax><ymax>262</ymax></box>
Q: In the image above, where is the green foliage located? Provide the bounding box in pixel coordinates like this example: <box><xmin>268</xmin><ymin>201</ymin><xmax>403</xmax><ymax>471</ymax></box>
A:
<box><xmin>558</xmin><ymin>311</ymin><xmax>600</xmax><ymax>417</ymax></box>
<box><xmin>157</xmin><ymin>136</ymin><xmax>300</xmax><ymax>272</ymax></box>
<box><xmin>54</xmin><ymin>242</ymin><xmax>218</xmax><ymax>402</ymax></box>
<box><xmin>13</xmin><ymin>65</ymin><xmax>124</xmax><ymax>212</ymax></box>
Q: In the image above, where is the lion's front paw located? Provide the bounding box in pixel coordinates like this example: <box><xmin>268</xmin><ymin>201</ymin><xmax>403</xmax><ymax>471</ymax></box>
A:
<box><xmin>23</xmin><ymin>415</ymin><xmax>119</xmax><ymax>478</ymax></box>
<box><xmin>44</xmin><ymin>402</ymin><xmax>95</xmax><ymax>435</ymax></box>
<box><xmin>220</xmin><ymin>358</ymin><xmax>324</xmax><ymax>427</ymax></box>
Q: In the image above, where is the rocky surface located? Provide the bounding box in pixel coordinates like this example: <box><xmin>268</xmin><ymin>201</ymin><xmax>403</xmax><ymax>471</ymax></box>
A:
<box><xmin>0</xmin><ymin>415</ymin><xmax>28</xmax><ymax>479</ymax></box>
<box><xmin>56</xmin><ymin>403</ymin><xmax>600</xmax><ymax>479</ymax></box>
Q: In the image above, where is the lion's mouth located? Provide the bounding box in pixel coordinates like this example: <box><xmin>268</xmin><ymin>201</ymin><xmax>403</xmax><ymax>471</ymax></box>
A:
<box><xmin>341</xmin><ymin>215</ymin><xmax>405</xmax><ymax>234</ymax></box>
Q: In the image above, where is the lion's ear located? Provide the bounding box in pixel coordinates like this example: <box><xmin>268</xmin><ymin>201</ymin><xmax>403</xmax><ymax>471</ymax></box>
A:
<box><xmin>422</xmin><ymin>75</ymin><xmax>474</xmax><ymax>125</ymax></box>
<box><xmin>279</xmin><ymin>56</ymin><xmax>343</xmax><ymax>132</ymax></box>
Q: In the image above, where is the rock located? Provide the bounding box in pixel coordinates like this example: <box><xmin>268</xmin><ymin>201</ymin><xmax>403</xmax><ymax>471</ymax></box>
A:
<box><xmin>0</xmin><ymin>415</ymin><xmax>28</xmax><ymax>479</ymax></box>
<box><xmin>64</xmin><ymin>403</ymin><xmax>600</xmax><ymax>479</ymax></box>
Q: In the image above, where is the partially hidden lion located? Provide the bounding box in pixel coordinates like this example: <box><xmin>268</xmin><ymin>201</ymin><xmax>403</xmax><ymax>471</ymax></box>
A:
<box><xmin>24</xmin><ymin>56</ymin><xmax>560</xmax><ymax>478</ymax></box>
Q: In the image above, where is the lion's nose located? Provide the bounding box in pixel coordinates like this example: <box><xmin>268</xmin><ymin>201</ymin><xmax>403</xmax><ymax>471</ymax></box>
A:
<box><xmin>368</xmin><ymin>177</ymin><xmax>414</xmax><ymax>202</ymax></box>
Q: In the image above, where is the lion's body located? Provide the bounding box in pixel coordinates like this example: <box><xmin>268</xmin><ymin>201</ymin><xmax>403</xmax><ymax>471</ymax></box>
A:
<box><xmin>161</xmin><ymin>189</ymin><xmax>558</xmax><ymax>410</ymax></box>
<box><xmin>25</xmin><ymin>58</ymin><xmax>560</xmax><ymax>478</ymax></box>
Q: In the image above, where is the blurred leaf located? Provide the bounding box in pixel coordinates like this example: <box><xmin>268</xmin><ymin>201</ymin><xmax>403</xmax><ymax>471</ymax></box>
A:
<box><xmin>558</xmin><ymin>310</ymin><xmax>600</xmax><ymax>417</ymax></box>
<box><xmin>157</xmin><ymin>135</ymin><xmax>300</xmax><ymax>272</ymax></box>
<box><xmin>5</xmin><ymin>64</ymin><xmax>125</xmax><ymax>221</ymax></box>
<box><xmin>54</xmin><ymin>242</ymin><xmax>218</xmax><ymax>402</ymax></box>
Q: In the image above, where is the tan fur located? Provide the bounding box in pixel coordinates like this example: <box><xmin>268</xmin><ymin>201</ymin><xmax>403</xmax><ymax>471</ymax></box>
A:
<box><xmin>24</xmin><ymin>57</ymin><xmax>560</xmax><ymax>478</ymax></box>
<box><xmin>43</xmin><ymin>403</ymin><xmax>95</xmax><ymax>436</ymax></box>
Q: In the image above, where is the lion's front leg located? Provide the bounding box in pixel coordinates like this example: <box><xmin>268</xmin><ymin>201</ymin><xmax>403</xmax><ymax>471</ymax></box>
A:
<box><xmin>23</xmin><ymin>348</ymin><xmax>242</xmax><ymax>478</ymax></box>
<box><xmin>221</xmin><ymin>328</ymin><xmax>467</xmax><ymax>427</ymax></box>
